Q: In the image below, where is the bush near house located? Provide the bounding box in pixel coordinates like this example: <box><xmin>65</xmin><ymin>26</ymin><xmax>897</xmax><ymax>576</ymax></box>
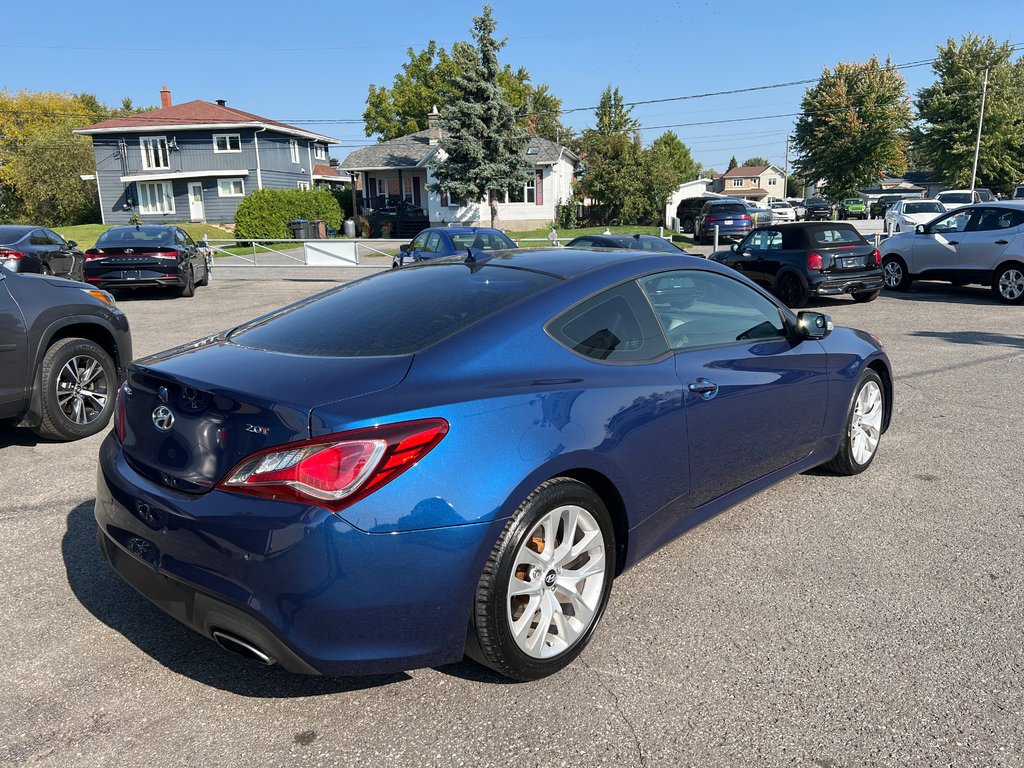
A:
<box><xmin>234</xmin><ymin>188</ymin><xmax>343</xmax><ymax>240</ymax></box>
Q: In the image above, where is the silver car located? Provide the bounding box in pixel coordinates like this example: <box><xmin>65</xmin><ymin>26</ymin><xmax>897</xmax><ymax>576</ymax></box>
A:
<box><xmin>880</xmin><ymin>202</ymin><xmax>1024</xmax><ymax>303</ymax></box>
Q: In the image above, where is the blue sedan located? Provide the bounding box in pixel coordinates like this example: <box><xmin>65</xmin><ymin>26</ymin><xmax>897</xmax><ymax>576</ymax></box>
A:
<box><xmin>95</xmin><ymin>248</ymin><xmax>892</xmax><ymax>680</ymax></box>
<box><xmin>395</xmin><ymin>226</ymin><xmax>516</xmax><ymax>267</ymax></box>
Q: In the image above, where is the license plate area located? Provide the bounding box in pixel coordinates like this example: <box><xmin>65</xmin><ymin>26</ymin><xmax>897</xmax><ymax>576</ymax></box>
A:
<box><xmin>723</xmin><ymin>219</ymin><xmax>733</xmax><ymax>225</ymax></box>
<box><xmin>123</xmin><ymin>270</ymin><xmax>141</xmax><ymax>280</ymax></box>
<box><xmin>839</xmin><ymin>256</ymin><xmax>865</xmax><ymax>269</ymax></box>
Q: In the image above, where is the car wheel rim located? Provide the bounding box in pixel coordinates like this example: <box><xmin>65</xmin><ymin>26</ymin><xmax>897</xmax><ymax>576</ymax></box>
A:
<box><xmin>779</xmin><ymin>277</ymin><xmax>800</xmax><ymax>305</ymax></box>
<box><xmin>998</xmin><ymin>269</ymin><xmax>1024</xmax><ymax>300</ymax></box>
<box><xmin>883</xmin><ymin>261</ymin><xmax>902</xmax><ymax>287</ymax></box>
<box><xmin>850</xmin><ymin>380</ymin><xmax>883</xmax><ymax>465</ymax></box>
<box><xmin>506</xmin><ymin>504</ymin><xmax>606</xmax><ymax>659</ymax></box>
<box><xmin>56</xmin><ymin>355</ymin><xmax>108</xmax><ymax>425</ymax></box>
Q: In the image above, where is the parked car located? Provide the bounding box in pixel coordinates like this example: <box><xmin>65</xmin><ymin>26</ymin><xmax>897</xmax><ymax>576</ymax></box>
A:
<box><xmin>743</xmin><ymin>200</ymin><xmax>774</xmax><ymax>227</ymax></box>
<box><xmin>936</xmin><ymin>190</ymin><xmax>984</xmax><ymax>209</ymax></box>
<box><xmin>95</xmin><ymin>247</ymin><xmax>891</xmax><ymax>680</ymax></box>
<box><xmin>83</xmin><ymin>226</ymin><xmax>211</xmax><ymax>298</ymax></box>
<box><xmin>0</xmin><ymin>267</ymin><xmax>131</xmax><ymax>440</ymax></box>
<box><xmin>0</xmin><ymin>225</ymin><xmax>84</xmax><ymax>281</ymax></box>
<box><xmin>566</xmin><ymin>234</ymin><xmax>686</xmax><ymax>253</ymax></box>
<box><xmin>695</xmin><ymin>198</ymin><xmax>753</xmax><ymax>244</ymax></box>
<box><xmin>709</xmin><ymin>222</ymin><xmax>883</xmax><ymax>307</ymax></box>
<box><xmin>786</xmin><ymin>198</ymin><xmax>807</xmax><ymax>221</ymax></box>
<box><xmin>675</xmin><ymin>196</ymin><xmax>712</xmax><ymax>234</ymax></box>
<box><xmin>396</xmin><ymin>227</ymin><xmax>517</xmax><ymax>267</ymax></box>
<box><xmin>975</xmin><ymin>188</ymin><xmax>996</xmax><ymax>202</ymax></box>
<box><xmin>1013</xmin><ymin>184</ymin><xmax>1024</xmax><ymax>200</ymax></box>
<box><xmin>838</xmin><ymin>198</ymin><xmax>867</xmax><ymax>220</ymax></box>
<box><xmin>880</xmin><ymin>202</ymin><xmax>1024</xmax><ymax>304</ymax></box>
<box><xmin>883</xmin><ymin>199</ymin><xmax>946</xmax><ymax>234</ymax></box>
<box><xmin>769</xmin><ymin>201</ymin><xmax>797</xmax><ymax>222</ymax></box>
<box><xmin>869</xmin><ymin>194</ymin><xmax>906</xmax><ymax>220</ymax></box>
<box><xmin>803</xmin><ymin>198</ymin><xmax>833</xmax><ymax>221</ymax></box>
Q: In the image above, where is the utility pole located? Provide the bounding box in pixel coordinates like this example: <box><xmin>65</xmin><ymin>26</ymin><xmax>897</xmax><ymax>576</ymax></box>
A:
<box><xmin>970</xmin><ymin>67</ymin><xmax>989</xmax><ymax>193</ymax></box>
<box><xmin>783</xmin><ymin>135</ymin><xmax>791</xmax><ymax>198</ymax></box>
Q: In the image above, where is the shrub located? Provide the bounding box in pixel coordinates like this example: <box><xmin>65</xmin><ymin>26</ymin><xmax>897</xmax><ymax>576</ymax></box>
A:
<box><xmin>234</xmin><ymin>188</ymin><xmax>343</xmax><ymax>239</ymax></box>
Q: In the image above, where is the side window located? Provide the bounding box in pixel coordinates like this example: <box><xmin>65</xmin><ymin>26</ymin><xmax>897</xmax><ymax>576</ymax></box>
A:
<box><xmin>969</xmin><ymin>208</ymin><xmax>1024</xmax><ymax>232</ymax></box>
<box><xmin>29</xmin><ymin>229</ymin><xmax>50</xmax><ymax>246</ymax></box>
<box><xmin>547</xmin><ymin>281</ymin><xmax>668</xmax><ymax>363</ymax></box>
<box><xmin>423</xmin><ymin>232</ymin><xmax>442</xmax><ymax>253</ymax></box>
<box><xmin>930</xmin><ymin>209</ymin><xmax>972</xmax><ymax>234</ymax></box>
<box><xmin>45</xmin><ymin>229</ymin><xmax>67</xmax><ymax>247</ymax></box>
<box><xmin>174</xmin><ymin>229</ymin><xmax>188</xmax><ymax>247</ymax></box>
<box><xmin>640</xmin><ymin>270</ymin><xmax>786</xmax><ymax>351</ymax></box>
<box><xmin>409</xmin><ymin>233</ymin><xmax>427</xmax><ymax>252</ymax></box>
<box><xmin>572</xmin><ymin>238</ymin><xmax>595</xmax><ymax>247</ymax></box>
<box><xmin>182</xmin><ymin>231</ymin><xmax>196</xmax><ymax>248</ymax></box>
<box><xmin>747</xmin><ymin>230</ymin><xmax>782</xmax><ymax>250</ymax></box>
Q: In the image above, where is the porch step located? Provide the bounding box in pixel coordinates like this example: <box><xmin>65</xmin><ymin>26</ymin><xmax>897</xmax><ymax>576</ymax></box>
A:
<box><xmin>397</xmin><ymin>217</ymin><xmax>429</xmax><ymax>238</ymax></box>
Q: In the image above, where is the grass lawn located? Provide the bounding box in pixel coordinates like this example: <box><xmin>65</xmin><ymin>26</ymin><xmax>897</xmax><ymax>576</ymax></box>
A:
<box><xmin>54</xmin><ymin>222</ymin><xmax>235</xmax><ymax>251</ymax></box>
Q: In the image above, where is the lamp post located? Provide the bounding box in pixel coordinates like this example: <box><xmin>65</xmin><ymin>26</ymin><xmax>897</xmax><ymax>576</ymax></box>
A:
<box><xmin>969</xmin><ymin>67</ymin><xmax>989</xmax><ymax>193</ymax></box>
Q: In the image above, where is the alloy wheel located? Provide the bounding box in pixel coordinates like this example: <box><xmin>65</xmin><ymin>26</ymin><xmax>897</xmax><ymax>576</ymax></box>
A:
<box><xmin>998</xmin><ymin>268</ymin><xmax>1024</xmax><ymax>301</ymax></box>
<box><xmin>849</xmin><ymin>380</ymin><xmax>883</xmax><ymax>465</ymax></box>
<box><xmin>55</xmin><ymin>355</ymin><xmax>109</xmax><ymax>425</ymax></box>
<box><xmin>883</xmin><ymin>260</ymin><xmax>904</xmax><ymax>288</ymax></box>
<box><xmin>506</xmin><ymin>504</ymin><xmax>606</xmax><ymax>659</ymax></box>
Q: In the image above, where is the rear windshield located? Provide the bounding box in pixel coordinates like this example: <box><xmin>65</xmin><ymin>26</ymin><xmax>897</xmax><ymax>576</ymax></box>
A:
<box><xmin>844</xmin><ymin>199</ymin><xmax>862</xmax><ymax>205</ymax></box>
<box><xmin>904</xmin><ymin>202</ymin><xmax>944</xmax><ymax>214</ymax></box>
<box><xmin>230</xmin><ymin>263</ymin><xmax>558</xmax><ymax>356</ymax></box>
<box><xmin>805</xmin><ymin>199</ymin><xmax>828</xmax><ymax>206</ymax></box>
<box><xmin>710</xmin><ymin>203</ymin><xmax>746</xmax><ymax>214</ymax></box>
<box><xmin>811</xmin><ymin>226</ymin><xmax>866</xmax><ymax>246</ymax></box>
<box><xmin>449</xmin><ymin>231</ymin><xmax>516</xmax><ymax>250</ymax></box>
<box><xmin>938</xmin><ymin>193</ymin><xmax>972</xmax><ymax>204</ymax></box>
<box><xmin>0</xmin><ymin>226</ymin><xmax>31</xmax><ymax>242</ymax></box>
<box><xmin>95</xmin><ymin>227</ymin><xmax>174</xmax><ymax>247</ymax></box>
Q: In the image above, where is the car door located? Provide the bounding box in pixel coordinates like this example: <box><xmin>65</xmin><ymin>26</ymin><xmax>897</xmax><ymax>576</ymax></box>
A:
<box><xmin>0</xmin><ymin>273</ymin><xmax>30</xmax><ymax>406</ymax></box>
<box><xmin>954</xmin><ymin>207</ymin><xmax>1024</xmax><ymax>275</ymax></box>
<box><xmin>909</xmin><ymin>207</ymin><xmax>973</xmax><ymax>276</ymax></box>
<box><xmin>421</xmin><ymin>231</ymin><xmax>443</xmax><ymax>260</ymax></box>
<box><xmin>44</xmin><ymin>229</ymin><xmax>78</xmax><ymax>278</ymax></box>
<box><xmin>639</xmin><ymin>269</ymin><xmax>829</xmax><ymax>508</ymax></box>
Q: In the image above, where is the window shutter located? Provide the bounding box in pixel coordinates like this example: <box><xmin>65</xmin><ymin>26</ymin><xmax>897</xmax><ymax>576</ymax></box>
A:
<box><xmin>441</xmin><ymin>189</ymin><xmax>449</xmax><ymax>207</ymax></box>
<box><xmin>535</xmin><ymin>170</ymin><xmax>544</xmax><ymax>205</ymax></box>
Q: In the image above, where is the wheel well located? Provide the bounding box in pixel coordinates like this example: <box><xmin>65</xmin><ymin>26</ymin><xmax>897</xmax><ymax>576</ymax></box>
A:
<box><xmin>47</xmin><ymin>323</ymin><xmax>121</xmax><ymax>371</ymax></box>
<box><xmin>867</xmin><ymin>359</ymin><xmax>893</xmax><ymax>432</ymax></box>
<box><xmin>554</xmin><ymin>468</ymin><xmax>629</xmax><ymax>575</ymax></box>
<box><xmin>994</xmin><ymin>259</ymin><xmax>1024</xmax><ymax>278</ymax></box>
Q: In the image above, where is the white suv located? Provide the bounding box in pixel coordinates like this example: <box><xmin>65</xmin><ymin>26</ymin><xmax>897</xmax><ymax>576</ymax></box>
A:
<box><xmin>880</xmin><ymin>202</ymin><xmax>1024</xmax><ymax>304</ymax></box>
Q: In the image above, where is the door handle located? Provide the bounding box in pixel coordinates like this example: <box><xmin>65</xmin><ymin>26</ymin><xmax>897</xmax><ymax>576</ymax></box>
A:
<box><xmin>688</xmin><ymin>378</ymin><xmax>719</xmax><ymax>400</ymax></box>
<box><xmin>995</xmin><ymin>239</ymin><xmax>1009</xmax><ymax>245</ymax></box>
<box><xmin>947</xmin><ymin>240</ymin><xmax>959</xmax><ymax>246</ymax></box>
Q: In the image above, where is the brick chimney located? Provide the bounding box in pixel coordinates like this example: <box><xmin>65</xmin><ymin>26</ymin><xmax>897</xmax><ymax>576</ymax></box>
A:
<box><xmin>216</xmin><ymin>99</ymin><xmax>227</xmax><ymax>107</ymax></box>
<box><xmin>427</xmin><ymin>105</ymin><xmax>441</xmax><ymax>145</ymax></box>
<box><xmin>160</xmin><ymin>85</ymin><xmax>172</xmax><ymax>109</ymax></box>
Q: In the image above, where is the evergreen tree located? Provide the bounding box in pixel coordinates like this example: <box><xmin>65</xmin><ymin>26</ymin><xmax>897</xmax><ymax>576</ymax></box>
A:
<box><xmin>727</xmin><ymin>156</ymin><xmax>739</xmax><ymax>171</ymax></box>
<box><xmin>743</xmin><ymin>156</ymin><xmax>772</xmax><ymax>167</ymax></box>
<box><xmin>429</xmin><ymin>5</ymin><xmax>530</xmax><ymax>229</ymax></box>
<box><xmin>913</xmin><ymin>35</ymin><xmax>1024</xmax><ymax>194</ymax></box>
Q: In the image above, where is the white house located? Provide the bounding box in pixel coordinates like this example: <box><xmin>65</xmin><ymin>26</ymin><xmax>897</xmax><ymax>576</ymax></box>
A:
<box><xmin>340</xmin><ymin>109</ymin><xmax>579</xmax><ymax>232</ymax></box>
<box><xmin>665</xmin><ymin>178</ymin><xmax>719</xmax><ymax>229</ymax></box>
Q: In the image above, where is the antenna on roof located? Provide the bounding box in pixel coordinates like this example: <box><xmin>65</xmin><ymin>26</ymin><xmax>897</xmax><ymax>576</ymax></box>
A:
<box><xmin>465</xmin><ymin>248</ymin><xmax>476</xmax><ymax>264</ymax></box>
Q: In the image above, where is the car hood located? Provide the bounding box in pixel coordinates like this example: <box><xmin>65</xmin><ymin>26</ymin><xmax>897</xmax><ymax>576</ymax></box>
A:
<box><xmin>900</xmin><ymin>213</ymin><xmax>939</xmax><ymax>225</ymax></box>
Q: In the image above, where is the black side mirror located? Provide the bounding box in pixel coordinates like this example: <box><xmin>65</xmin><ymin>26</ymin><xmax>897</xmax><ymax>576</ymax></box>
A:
<box><xmin>730</xmin><ymin>243</ymin><xmax>738</xmax><ymax>252</ymax></box>
<box><xmin>914</xmin><ymin>224</ymin><xmax>926</xmax><ymax>235</ymax></box>
<box><xmin>67</xmin><ymin>240</ymin><xmax>78</xmax><ymax>248</ymax></box>
<box><xmin>399</xmin><ymin>244</ymin><xmax>409</xmax><ymax>252</ymax></box>
<box><xmin>796</xmin><ymin>311</ymin><xmax>833</xmax><ymax>339</ymax></box>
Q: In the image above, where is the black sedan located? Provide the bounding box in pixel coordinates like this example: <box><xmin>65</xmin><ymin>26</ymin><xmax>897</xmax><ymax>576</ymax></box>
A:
<box><xmin>710</xmin><ymin>222</ymin><xmax>883</xmax><ymax>307</ymax></box>
<box><xmin>0</xmin><ymin>225</ymin><xmax>84</xmax><ymax>280</ymax></box>
<box><xmin>566</xmin><ymin>233</ymin><xmax>687</xmax><ymax>253</ymax></box>
<box><xmin>84</xmin><ymin>226</ymin><xmax>211</xmax><ymax>297</ymax></box>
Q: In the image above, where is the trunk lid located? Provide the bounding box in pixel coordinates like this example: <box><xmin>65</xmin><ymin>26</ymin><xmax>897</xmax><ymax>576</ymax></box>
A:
<box><xmin>86</xmin><ymin>245</ymin><xmax>177</xmax><ymax>268</ymax></box>
<box><xmin>819</xmin><ymin>243</ymin><xmax>878</xmax><ymax>273</ymax></box>
<box><xmin>120</xmin><ymin>339</ymin><xmax>413</xmax><ymax>493</ymax></box>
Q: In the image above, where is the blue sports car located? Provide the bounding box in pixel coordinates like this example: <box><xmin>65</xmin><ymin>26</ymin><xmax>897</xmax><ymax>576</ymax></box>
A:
<box><xmin>95</xmin><ymin>247</ymin><xmax>892</xmax><ymax>680</ymax></box>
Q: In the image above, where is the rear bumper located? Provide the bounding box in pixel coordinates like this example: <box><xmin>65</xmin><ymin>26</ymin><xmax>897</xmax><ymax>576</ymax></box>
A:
<box><xmin>86</xmin><ymin>275</ymin><xmax>184</xmax><ymax>290</ymax></box>
<box><xmin>811</xmin><ymin>275</ymin><xmax>884</xmax><ymax>295</ymax></box>
<box><xmin>94</xmin><ymin>434</ymin><xmax>501</xmax><ymax>675</ymax></box>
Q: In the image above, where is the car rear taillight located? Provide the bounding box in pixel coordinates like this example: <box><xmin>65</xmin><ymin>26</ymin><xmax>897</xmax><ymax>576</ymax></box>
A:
<box><xmin>151</xmin><ymin>250</ymin><xmax>179</xmax><ymax>260</ymax></box>
<box><xmin>84</xmin><ymin>250</ymin><xmax>105</xmax><ymax>261</ymax></box>
<box><xmin>807</xmin><ymin>252</ymin><xmax>823</xmax><ymax>270</ymax></box>
<box><xmin>871</xmin><ymin>248</ymin><xmax>881</xmax><ymax>267</ymax></box>
<box><xmin>0</xmin><ymin>249</ymin><xmax>24</xmax><ymax>261</ymax></box>
<box><xmin>737</xmin><ymin>214</ymin><xmax>751</xmax><ymax>221</ymax></box>
<box><xmin>114</xmin><ymin>383</ymin><xmax>127</xmax><ymax>442</ymax></box>
<box><xmin>218</xmin><ymin>419</ymin><xmax>449</xmax><ymax>511</ymax></box>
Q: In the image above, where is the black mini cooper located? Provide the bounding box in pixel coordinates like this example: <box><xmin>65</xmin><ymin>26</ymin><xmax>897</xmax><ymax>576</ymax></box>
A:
<box><xmin>84</xmin><ymin>225</ymin><xmax>211</xmax><ymax>297</ymax></box>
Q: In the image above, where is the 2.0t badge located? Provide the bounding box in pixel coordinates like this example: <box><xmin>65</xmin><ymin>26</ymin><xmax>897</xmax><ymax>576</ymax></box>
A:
<box><xmin>151</xmin><ymin>405</ymin><xmax>175</xmax><ymax>432</ymax></box>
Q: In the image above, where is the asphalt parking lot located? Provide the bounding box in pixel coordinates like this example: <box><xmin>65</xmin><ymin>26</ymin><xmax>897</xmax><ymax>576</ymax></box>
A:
<box><xmin>1</xmin><ymin>262</ymin><xmax>1021</xmax><ymax>767</ymax></box>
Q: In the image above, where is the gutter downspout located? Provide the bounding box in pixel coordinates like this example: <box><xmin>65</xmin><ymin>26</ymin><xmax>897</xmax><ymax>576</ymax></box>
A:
<box><xmin>306</xmin><ymin>141</ymin><xmax>314</xmax><ymax>186</ymax></box>
<box><xmin>253</xmin><ymin>127</ymin><xmax>266</xmax><ymax>189</ymax></box>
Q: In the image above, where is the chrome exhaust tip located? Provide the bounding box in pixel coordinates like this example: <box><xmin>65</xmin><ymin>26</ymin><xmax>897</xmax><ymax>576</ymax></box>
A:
<box><xmin>211</xmin><ymin>630</ymin><xmax>277</xmax><ymax>666</ymax></box>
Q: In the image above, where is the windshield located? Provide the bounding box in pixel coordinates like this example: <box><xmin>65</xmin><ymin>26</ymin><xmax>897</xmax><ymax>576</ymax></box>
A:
<box><xmin>806</xmin><ymin>199</ymin><xmax>827</xmax><ymax>206</ymax></box>
<box><xmin>904</xmin><ymin>202</ymin><xmax>944</xmax><ymax>215</ymax></box>
<box><xmin>770</xmin><ymin>203</ymin><xmax>790</xmax><ymax>209</ymax></box>
<box><xmin>938</xmin><ymin>193</ymin><xmax>972</xmax><ymax>204</ymax></box>
<box><xmin>95</xmin><ymin>227</ymin><xmax>174</xmax><ymax>247</ymax></box>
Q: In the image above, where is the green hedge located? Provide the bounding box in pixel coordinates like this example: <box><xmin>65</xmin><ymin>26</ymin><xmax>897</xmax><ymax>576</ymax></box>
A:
<box><xmin>234</xmin><ymin>188</ymin><xmax>343</xmax><ymax>239</ymax></box>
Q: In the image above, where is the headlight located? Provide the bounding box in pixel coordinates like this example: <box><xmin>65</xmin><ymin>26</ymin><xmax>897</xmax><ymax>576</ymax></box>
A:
<box><xmin>82</xmin><ymin>288</ymin><xmax>116</xmax><ymax>306</ymax></box>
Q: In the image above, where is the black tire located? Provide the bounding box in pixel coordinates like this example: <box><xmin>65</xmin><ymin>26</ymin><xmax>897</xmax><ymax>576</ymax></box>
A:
<box><xmin>468</xmin><ymin>478</ymin><xmax>616</xmax><ymax>681</ymax></box>
<box><xmin>195</xmin><ymin>257</ymin><xmax>211</xmax><ymax>286</ymax></box>
<box><xmin>34</xmin><ymin>338</ymin><xmax>117</xmax><ymax>441</ymax></box>
<box><xmin>681</xmin><ymin>217</ymin><xmax>695</xmax><ymax>234</ymax></box>
<box><xmin>775</xmin><ymin>272</ymin><xmax>807</xmax><ymax>308</ymax></box>
<box><xmin>992</xmin><ymin>262</ymin><xmax>1024</xmax><ymax>304</ymax></box>
<box><xmin>391</xmin><ymin>261</ymin><xmax>400</xmax><ymax>269</ymax></box>
<box><xmin>179</xmin><ymin>267</ymin><xmax>195</xmax><ymax>298</ymax></box>
<box><xmin>852</xmin><ymin>289</ymin><xmax>881</xmax><ymax>303</ymax></box>
<box><xmin>882</xmin><ymin>255</ymin><xmax>912</xmax><ymax>292</ymax></box>
<box><xmin>823</xmin><ymin>369</ymin><xmax>885</xmax><ymax>476</ymax></box>
<box><xmin>41</xmin><ymin>264</ymin><xmax>53</xmax><ymax>276</ymax></box>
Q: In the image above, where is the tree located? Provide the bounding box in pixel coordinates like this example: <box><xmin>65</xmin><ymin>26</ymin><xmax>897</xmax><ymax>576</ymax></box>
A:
<box><xmin>743</xmin><ymin>156</ymin><xmax>772</xmax><ymax>167</ymax></box>
<box><xmin>643</xmin><ymin>132</ymin><xmax>699</xmax><ymax>223</ymax></box>
<box><xmin>594</xmin><ymin>86</ymin><xmax>638</xmax><ymax>134</ymax></box>
<box><xmin>913</xmin><ymin>35</ymin><xmax>1024</xmax><ymax>195</ymax></box>
<box><xmin>727</xmin><ymin>156</ymin><xmax>739</xmax><ymax>171</ymax></box>
<box><xmin>363</xmin><ymin>39</ymin><xmax>567</xmax><ymax>143</ymax></box>
<box><xmin>578</xmin><ymin>86</ymin><xmax>646</xmax><ymax>223</ymax></box>
<box><xmin>787</xmin><ymin>174</ymin><xmax>806</xmax><ymax>199</ymax></box>
<box><xmin>430</xmin><ymin>5</ymin><xmax>530</xmax><ymax>229</ymax></box>
<box><xmin>793</xmin><ymin>56</ymin><xmax>912</xmax><ymax>200</ymax></box>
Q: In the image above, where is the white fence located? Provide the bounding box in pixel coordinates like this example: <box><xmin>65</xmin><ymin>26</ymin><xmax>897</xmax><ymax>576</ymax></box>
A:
<box><xmin>202</xmin><ymin>238</ymin><xmax>402</xmax><ymax>268</ymax></box>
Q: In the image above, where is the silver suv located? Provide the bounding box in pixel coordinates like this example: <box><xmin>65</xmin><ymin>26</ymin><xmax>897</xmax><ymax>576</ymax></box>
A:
<box><xmin>880</xmin><ymin>202</ymin><xmax>1024</xmax><ymax>304</ymax></box>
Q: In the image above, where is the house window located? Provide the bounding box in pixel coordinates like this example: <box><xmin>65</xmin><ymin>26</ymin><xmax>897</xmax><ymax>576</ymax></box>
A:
<box><xmin>767</xmin><ymin>177</ymin><xmax>777</xmax><ymax>187</ymax></box>
<box><xmin>403</xmin><ymin>177</ymin><xmax>414</xmax><ymax>202</ymax></box>
<box><xmin>289</xmin><ymin>139</ymin><xmax>300</xmax><ymax>164</ymax></box>
<box><xmin>140</xmin><ymin>137</ymin><xmax>169</xmax><ymax>170</ymax></box>
<box><xmin>731</xmin><ymin>179</ymin><xmax>743</xmax><ymax>188</ymax></box>
<box><xmin>297</xmin><ymin>181</ymin><xmax>310</xmax><ymax>190</ymax></box>
<box><xmin>508</xmin><ymin>184</ymin><xmax>525</xmax><ymax>203</ymax></box>
<box><xmin>525</xmin><ymin>176</ymin><xmax>536</xmax><ymax>204</ymax></box>
<box><xmin>314</xmin><ymin>144</ymin><xmax>327</xmax><ymax>161</ymax></box>
<box><xmin>217</xmin><ymin>178</ymin><xmax>245</xmax><ymax>197</ymax></box>
<box><xmin>137</xmin><ymin>181</ymin><xmax>174</xmax><ymax>214</ymax></box>
<box><xmin>213</xmin><ymin>134</ymin><xmax>241</xmax><ymax>153</ymax></box>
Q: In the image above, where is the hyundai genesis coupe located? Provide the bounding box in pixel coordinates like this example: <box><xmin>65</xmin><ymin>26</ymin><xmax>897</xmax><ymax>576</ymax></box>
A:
<box><xmin>95</xmin><ymin>248</ymin><xmax>892</xmax><ymax>680</ymax></box>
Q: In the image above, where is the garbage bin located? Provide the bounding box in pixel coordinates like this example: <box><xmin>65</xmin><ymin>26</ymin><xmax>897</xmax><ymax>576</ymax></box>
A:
<box><xmin>343</xmin><ymin>218</ymin><xmax>356</xmax><ymax>238</ymax></box>
<box><xmin>288</xmin><ymin>219</ymin><xmax>309</xmax><ymax>239</ymax></box>
<box><xmin>310</xmin><ymin>220</ymin><xmax>327</xmax><ymax>239</ymax></box>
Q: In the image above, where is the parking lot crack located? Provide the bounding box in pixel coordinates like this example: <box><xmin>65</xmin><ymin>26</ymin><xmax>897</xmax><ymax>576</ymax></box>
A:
<box><xmin>580</xmin><ymin>657</ymin><xmax>647</xmax><ymax>767</ymax></box>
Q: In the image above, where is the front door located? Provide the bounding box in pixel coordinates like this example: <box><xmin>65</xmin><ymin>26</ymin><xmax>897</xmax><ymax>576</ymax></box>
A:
<box><xmin>0</xmin><ymin>276</ymin><xmax>29</xmax><ymax>406</ymax></box>
<box><xmin>188</xmin><ymin>183</ymin><xmax>205</xmax><ymax>221</ymax></box>
<box><xmin>910</xmin><ymin>207</ymin><xmax>973</xmax><ymax>275</ymax></box>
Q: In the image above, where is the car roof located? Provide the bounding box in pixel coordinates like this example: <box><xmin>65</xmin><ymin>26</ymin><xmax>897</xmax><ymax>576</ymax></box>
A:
<box><xmin>423</xmin><ymin>226</ymin><xmax>504</xmax><ymax>235</ymax></box>
<box><xmin>752</xmin><ymin>221</ymin><xmax>859</xmax><ymax>232</ymax></box>
<box><xmin>426</xmin><ymin>247</ymin><xmax>705</xmax><ymax>280</ymax></box>
<box><xmin>105</xmin><ymin>224</ymin><xmax>176</xmax><ymax>231</ymax></box>
<box><xmin>0</xmin><ymin>225</ymin><xmax>35</xmax><ymax>240</ymax></box>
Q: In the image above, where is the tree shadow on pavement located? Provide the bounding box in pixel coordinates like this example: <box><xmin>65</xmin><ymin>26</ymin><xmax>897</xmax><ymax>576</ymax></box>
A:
<box><xmin>62</xmin><ymin>500</ymin><xmax>410</xmax><ymax>697</ymax></box>
<box><xmin>881</xmin><ymin>283</ymin><xmax>997</xmax><ymax>305</ymax></box>
<box><xmin>909</xmin><ymin>330</ymin><xmax>1024</xmax><ymax>349</ymax></box>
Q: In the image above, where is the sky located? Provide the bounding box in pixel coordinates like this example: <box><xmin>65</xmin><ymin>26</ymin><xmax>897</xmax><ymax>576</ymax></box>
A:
<box><xmin>5</xmin><ymin>0</ymin><xmax>1024</xmax><ymax>172</ymax></box>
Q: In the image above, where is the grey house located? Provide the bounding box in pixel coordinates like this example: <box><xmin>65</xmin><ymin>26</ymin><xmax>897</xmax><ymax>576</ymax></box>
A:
<box><xmin>75</xmin><ymin>87</ymin><xmax>342</xmax><ymax>225</ymax></box>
